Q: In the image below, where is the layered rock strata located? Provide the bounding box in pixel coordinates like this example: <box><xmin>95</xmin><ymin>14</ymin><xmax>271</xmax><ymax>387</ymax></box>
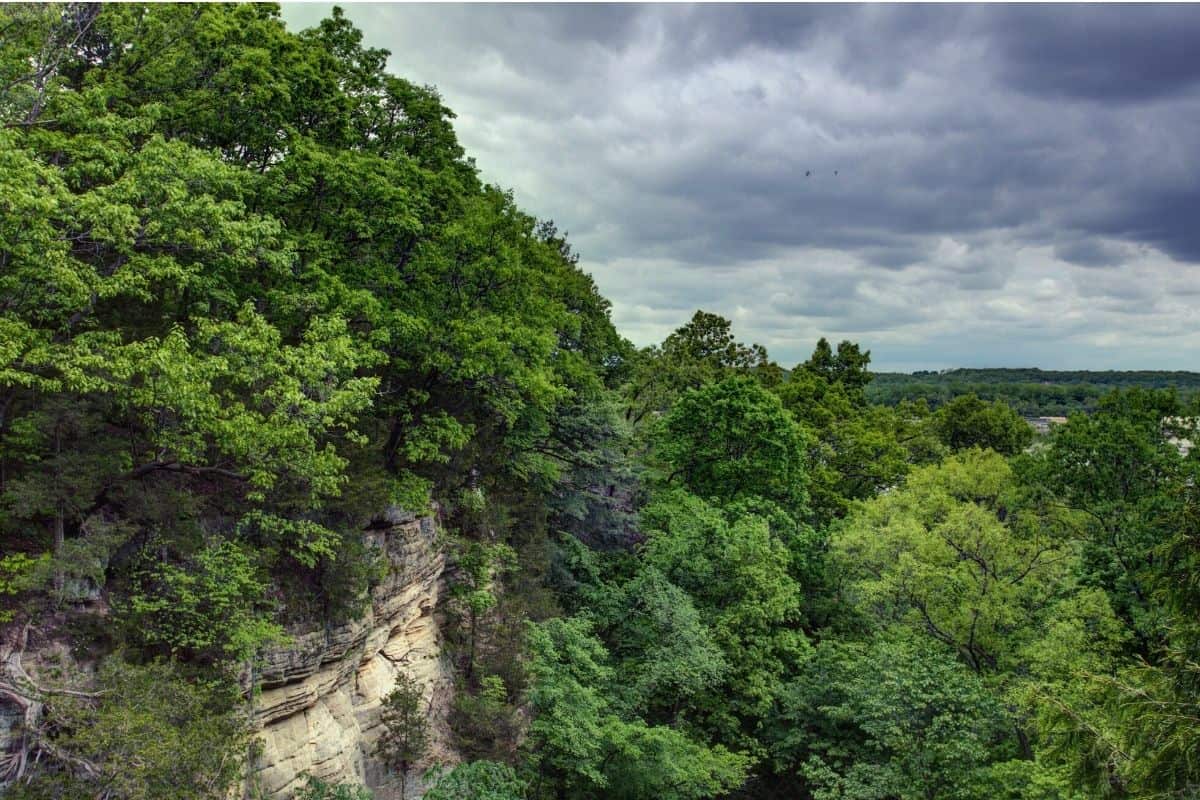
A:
<box><xmin>249</xmin><ymin>509</ymin><xmax>456</xmax><ymax>798</ymax></box>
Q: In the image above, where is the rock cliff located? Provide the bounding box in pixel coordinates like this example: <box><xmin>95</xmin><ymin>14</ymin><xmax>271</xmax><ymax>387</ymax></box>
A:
<box><xmin>251</xmin><ymin>509</ymin><xmax>457</xmax><ymax>798</ymax></box>
<box><xmin>0</xmin><ymin>508</ymin><xmax>457</xmax><ymax>799</ymax></box>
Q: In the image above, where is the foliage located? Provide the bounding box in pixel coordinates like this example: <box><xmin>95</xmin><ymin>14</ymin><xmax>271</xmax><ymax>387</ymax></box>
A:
<box><xmin>9</xmin><ymin>657</ymin><xmax>250</xmax><ymax>800</ymax></box>
<box><xmin>776</xmin><ymin>355</ymin><xmax>944</xmax><ymax>526</ymax></box>
<box><xmin>640</xmin><ymin>492</ymin><xmax>808</xmax><ymax>700</ymax></box>
<box><xmin>292</xmin><ymin>776</ymin><xmax>374</xmax><ymax>800</ymax></box>
<box><xmin>375</xmin><ymin>673</ymin><xmax>431</xmax><ymax>789</ymax></box>
<box><xmin>799</xmin><ymin>337</ymin><xmax>873</xmax><ymax>403</ymax></box>
<box><xmin>0</xmin><ymin>551</ymin><xmax>48</xmax><ymax>621</ymax></box>
<box><xmin>120</xmin><ymin>539</ymin><xmax>284</xmax><ymax>664</ymax></box>
<box><xmin>770</xmin><ymin>632</ymin><xmax>1017</xmax><ymax>800</ymax></box>
<box><xmin>1020</xmin><ymin>417</ymin><xmax>1200</xmax><ymax>796</ymax></box>
<box><xmin>869</xmin><ymin>368</ymin><xmax>1200</xmax><ymax>416</ymax></box>
<box><xmin>450</xmin><ymin>674</ymin><xmax>520</xmax><ymax>761</ymax></box>
<box><xmin>523</xmin><ymin>617</ymin><xmax>751</xmax><ymax>800</ymax></box>
<box><xmin>655</xmin><ymin>376</ymin><xmax>809</xmax><ymax>514</ymax></box>
<box><xmin>6</xmin><ymin>4</ymin><xmax>1200</xmax><ymax>800</ymax></box>
<box><xmin>623</xmin><ymin>311</ymin><xmax>772</xmax><ymax>430</ymax></box>
<box><xmin>586</xmin><ymin>566</ymin><xmax>728</xmax><ymax>722</ymax></box>
<box><xmin>933</xmin><ymin>394</ymin><xmax>1034</xmax><ymax>455</ymax></box>
<box><xmin>1</xmin><ymin>8</ymin><xmax>625</xmax><ymax>793</ymax></box>
<box><xmin>423</xmin><ymin>761</ymin><xmax>525</xmax><ymax>800</ymax></box>
<box><xmin>834</xmin><ymin>449</ymin><xmax>1081</xmax><ymax>674</ymax></box>
<box><xmin>1023</xmin><ymin>388</ymin><xmax>1192</xmax><ymax>641</ymax></box>
<box><xmin>447</xmin><ymin>538</ymin><xmax>518</xmax><ymax>677</ymax></box>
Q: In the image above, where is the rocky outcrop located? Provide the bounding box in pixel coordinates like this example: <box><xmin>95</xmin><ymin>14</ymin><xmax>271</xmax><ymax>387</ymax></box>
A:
<box><xmin>0</xmin><ymin>509</ymin><xmax>455</xmax><ymax>798</ymax></box>
<box><xmin>249</xmin><ymin>509</ymin><xmax>458</xmax><ymax>798</ymax></box>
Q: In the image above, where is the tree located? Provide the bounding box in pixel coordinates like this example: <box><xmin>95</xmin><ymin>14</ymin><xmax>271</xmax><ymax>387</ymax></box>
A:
<box><xmin>447</xmin><ymin>538</ymin><xmax>517</xmax><ymax>680</ymax></box>
<box><xmin>450</xmin><ymin>674</ymin><xmax>519</xmax><ymax>762</ymax></box>
<box><xmin>6</xmin><ymin>658</ymin><xmax>251</xmax><ymax>800</ymax></box>
<box><xmin>769</xmin><ymin>632</ymin><xmax>1018</xmax><ymax>800</ymax></box>
<box><xmin>798</xmin><ymin>338</ymin><xmax>873</xmax><ymax>404</ymax></box>
<box><xmin>829</xmin><ymin>450</ymin><xmax>1138</xmax><ymax>799</ymax></box>
<box><xmin>1023</xmin><ymin>388</ymin><xmax>1191</xmax><ymax>643</ymax></box>
<box><xmin>655</xmin><ymin>376</ymin><xmax>809</xmax><ymax>515</ymax></box>
<box><xmin>834</xmin><ymin>449</ymin><xmax>1085</xmax><ymax>675</ymax></box>
<box><xmin>776</xmin><ymin>367</ymin><xmax>943</xmax><ymax>526</ymax></box>
<box><xmin>639</xmin><ymin>490</ymin><xmax>809</xmax><ymax>743</ymax></box>
<box><xmin>933</xmin><ymin>394</ymin><xmax>1033</xmax><ymax>455</ymax></box>
<box><xmin>1017</xmin><ymin>391</ymin><xmax>1200</xmax><ymax>796</ymax></box>
<box><xmin>375</xmin><ymin>674</ymin><xmax>431</xmax><ymax>799</ymax></box>
<box><xmin>623</xmin><ymin>311</ymin><xmax>773</xmax><ymax>429</ymax></box>
<box><xmin>293</xmin><ymin>776</ymin><xmax>374</xmax><ymax>800</ymax></box>
<box><xmin>1</xmin><ymin>0</ymin><xmax>627</xmax><ymax>681</ymax></box>
<box><xmin>523</xmin><ymin>617</ymin><xmax>750</xmax><ymax>800</ymax></box>
<box><xmin>595</xmin><ymin>567</ymin><xmax>727</xmax><ymax>724</ymax></box>
<box><xmin>120</xmin><ymin>539</ymin><xmax>284</xmax><ymax>666</ymax></box>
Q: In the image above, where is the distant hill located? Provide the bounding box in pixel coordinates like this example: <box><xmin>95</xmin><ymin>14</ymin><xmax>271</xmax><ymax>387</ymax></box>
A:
<box><xmin>868</xmin><ymin>368</ymin><xmax>1200</xmax><ymax>416</ymax></box>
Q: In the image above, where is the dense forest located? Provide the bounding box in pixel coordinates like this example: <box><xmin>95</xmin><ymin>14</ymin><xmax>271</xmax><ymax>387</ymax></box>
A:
<box><xmin>870</xmin><ymin>368</ymin><xmax>1200</xmax><ymax>416</ymax></box>
<box><xmin>2</xmin><ymin>5</ymin><xmax>1200</xmax><ymax>800</ymax></box>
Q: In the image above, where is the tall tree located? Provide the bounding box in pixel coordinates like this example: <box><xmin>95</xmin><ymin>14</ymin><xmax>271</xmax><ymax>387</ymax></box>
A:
<box><xmin>376</xmin><ymin>674</ymin><xmax>431</xmax><ymax>800</ymax></box>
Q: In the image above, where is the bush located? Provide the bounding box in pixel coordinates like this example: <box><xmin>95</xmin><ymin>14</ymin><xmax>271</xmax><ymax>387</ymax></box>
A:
<box><xmin>293</xmin><ymin>776</ymin><xmax>373</xmax><ymax>800</ymax></box>
<box><xmin>423</xmin><ymin>761</ymin><xmax>525</xmax><ymax>800</ymax></box>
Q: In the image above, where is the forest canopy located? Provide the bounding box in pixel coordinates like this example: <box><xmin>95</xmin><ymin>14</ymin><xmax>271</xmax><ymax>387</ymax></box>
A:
<box><xmin>1</xmin><ymin>4</ymin><xmax>1199</xmax><ymax>800</ymax></box>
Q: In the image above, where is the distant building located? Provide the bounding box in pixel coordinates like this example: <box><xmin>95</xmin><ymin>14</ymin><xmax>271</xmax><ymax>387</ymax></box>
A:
<box><xmin>1025</xmin><ymin>415</ymin><xmax>1197</xmax><ymax>455</ymax></box>
<box><xmin>1164</xmin><ymin>417</ymin><xmax>1198</xmax><ymax>456</ymax></box>
<box><xmin>1027</xmin><ymin>416</ymin><xmax>1068</xmax><ymax>435</ymax></box>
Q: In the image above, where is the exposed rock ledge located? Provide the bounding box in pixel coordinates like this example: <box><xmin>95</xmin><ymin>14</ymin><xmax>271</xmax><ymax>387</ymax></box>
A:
<box><xmin>249</xmin><ymin>509</ymin><xmax>458</xmax><ymax>799</ymax></box>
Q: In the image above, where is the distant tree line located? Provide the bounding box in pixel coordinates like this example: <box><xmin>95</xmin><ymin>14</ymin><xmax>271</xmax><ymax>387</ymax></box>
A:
<box><xmin>870</xmin><ymin>368</ymin><xmax>1200</xmax><ymax>415</ymax></box>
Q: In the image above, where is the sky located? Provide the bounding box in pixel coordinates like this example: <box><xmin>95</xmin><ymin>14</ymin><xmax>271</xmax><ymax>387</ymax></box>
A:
<box><xmin>280</xmin><ymin>3</ymin><xmax>1200</xmax><ymax>372</ymax></box>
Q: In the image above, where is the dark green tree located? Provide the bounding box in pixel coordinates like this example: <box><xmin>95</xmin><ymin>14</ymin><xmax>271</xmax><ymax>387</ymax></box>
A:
<box><xmin>523</xmin><ymin>617</ymin><xmax>750</xmax><ymax>800</ymax></box>
<box><xmin>770</xmin><ymin>633</ymin><xmax>1018</xmax><ymax>800</ymax></box>
<box><xmin>799</xmin><ymin>338</ymin><xmax>873</xmax><ymax>403</ymax></box>
<box><xmin>655</xmin><ymin>376</ymin><xmax>809</xmax><ymax>515</ymax></box>
<box><xmin>423</xmin><ymin>761</ymin><xmax>525</xmax><ymax>800</ymax></box>
<box><xmin>934</xmin><ymin>394</ymin><xmax>1033</xmax><ymax>455</ymax></box>
<box><xmin>375</xmin><ymin>674</ymin><xmax>431</xmax><ymax>800</ymax></box>
<box><xmin>623</xmin><ymin>311</ymin><xmax>773</xmax><ymax>429</ymax></box>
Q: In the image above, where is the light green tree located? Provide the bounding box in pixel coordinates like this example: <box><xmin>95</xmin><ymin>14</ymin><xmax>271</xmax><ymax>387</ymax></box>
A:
<box><xmin>834</xmin><ymin>449</ymin><xmax>1081</xmax><ymax>675</ymax></box>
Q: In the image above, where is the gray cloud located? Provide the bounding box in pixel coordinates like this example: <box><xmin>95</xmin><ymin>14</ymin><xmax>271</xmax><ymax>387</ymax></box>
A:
<box><xmin>986</xmin><ymin>5</ymin><xmax>1200</xmax><ymax>103</ymax></box>
<box><xmin>281</xmin><ymin>3</ymin><xmax>1200</xmax><ymax>370</ymax></box>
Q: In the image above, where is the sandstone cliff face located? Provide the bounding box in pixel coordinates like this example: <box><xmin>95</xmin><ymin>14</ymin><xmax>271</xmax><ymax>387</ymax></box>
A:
<box><xmin>0</xmin><ymin>510</ymin><xmax>454</xmax><ymax>797</ymax></box>
<box><xmin>250</xmin><ymin>509</ymin><xmax>457</xmax><ymax>799</ymax></box>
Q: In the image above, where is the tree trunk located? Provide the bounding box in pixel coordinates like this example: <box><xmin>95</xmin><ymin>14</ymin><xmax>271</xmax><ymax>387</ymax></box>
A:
<box><xmin>52</xmin><ymin>508</ymin><xmax>64</xmax><ymax>600</ymax></box>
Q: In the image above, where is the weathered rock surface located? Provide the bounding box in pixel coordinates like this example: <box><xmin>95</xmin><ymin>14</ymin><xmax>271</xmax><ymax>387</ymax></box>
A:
<box><xmin>0</xmin><ymin>509</ymin><xmax>455</xmax><ymax>797</ymax></box>
<box><xmin>250</xmin><ymin>511</ymin><xmax>458</xmax><ymax>798</ymax></box>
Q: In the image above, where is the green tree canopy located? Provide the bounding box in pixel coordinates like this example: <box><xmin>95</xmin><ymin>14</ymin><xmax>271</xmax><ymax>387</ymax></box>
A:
<box><xmin>655</xmin><ymin>376</ymin><xmax>809</xmax><ymax>515</ymax></box>
<box><xmin>770</xmin><ymin>632</ymin><xmax>1018</xmax><ymax>800</ymax></box>
<box><xmin>523</xmin><ymin>616</ymin><xmax>750</xmax><ymax>800</ymax></box>
<box><xmin>933</xmin><ymin>394</ymin><xmax>1033</xmax><ymax>456</ymax></box>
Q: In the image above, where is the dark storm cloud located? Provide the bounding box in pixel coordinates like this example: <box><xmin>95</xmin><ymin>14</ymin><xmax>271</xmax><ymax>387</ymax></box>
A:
<box><xmin>1099</xmin><ymin>187</ymin><xmax>1200</xmax><ymax>264</ymax></box>
<box><xmin>281</xmin><ymin>3</ymin><xmax>1200</xmax><ymax>370</ymax></box>
<box><xmin>986</xmin><ymin>5</ymin><xmax>1200</xmax><ymax>103</ymax></box>
<box><xmin>1053</xmin><ymin>239</ymin><xmax>1130</xmax><ymax>269</ymax></box>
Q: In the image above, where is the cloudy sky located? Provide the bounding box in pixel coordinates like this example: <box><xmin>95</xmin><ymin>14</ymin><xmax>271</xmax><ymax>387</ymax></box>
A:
<box><xmin>281</xmin><ymin>4</ymin><xmax>1200</xmax><ymax>371</ymax></box>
